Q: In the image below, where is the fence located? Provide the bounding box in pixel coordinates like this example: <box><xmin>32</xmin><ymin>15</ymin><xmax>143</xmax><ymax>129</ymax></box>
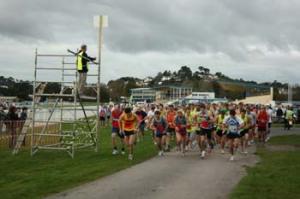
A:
<box><xmin>0</xmin><ymin>120</ymin><xmax>59</xmax><ymax>150</ymax></box>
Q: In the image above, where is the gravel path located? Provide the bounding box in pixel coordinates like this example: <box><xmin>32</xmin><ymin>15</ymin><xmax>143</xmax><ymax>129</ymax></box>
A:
<box><xmin>47</xmin><ymin>147</ymin><xmax>258</xmax><ymax>199</ymax></box>
<box><xmin>46</xmin><ymin>127</ymin><xmax>300</xmax><ymax>199</ymax></box>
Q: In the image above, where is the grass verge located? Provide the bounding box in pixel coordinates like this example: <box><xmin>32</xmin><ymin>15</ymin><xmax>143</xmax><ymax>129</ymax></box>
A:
<box><xmin>230</xmin><ymin>135</ymin><xmax>300</xmax><ymax>199</ymax></box>
<box><xmin>272</xmin><ymin>123</ymin><xmax>300</xmax><ymax>128</ymax></box>
<box><xmin>0</xmin><ymin>127</ymin><xmax>157</xmax><ymax>199</ymax></box>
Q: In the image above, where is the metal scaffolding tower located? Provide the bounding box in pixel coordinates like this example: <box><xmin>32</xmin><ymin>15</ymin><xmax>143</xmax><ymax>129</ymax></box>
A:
<box><xmin>28</xmin><ymin>49</ymin><xmax>100</xmax><ymax>158</ymax></box>
<box><xmin>13</xmin><ymin>15</ymin><xmax>107</xmax><ymax>158</ymax></box>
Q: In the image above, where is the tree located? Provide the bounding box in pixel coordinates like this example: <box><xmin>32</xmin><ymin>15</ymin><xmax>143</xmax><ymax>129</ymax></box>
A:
<box><xmin>177</xmin><ymin>66</ymin><xmax>192</xmax><ymax>80</ymax></box>
<box><xmin>212</xmin><ymin>81</ymin><xmax>221</xmax><ymax>97</ymax></box>
<box><xmin>162</xmin><ymin>70</ymin><xmax>172</xmax><ymax>76</ymax></box>
<box><xmin>107</xmin><ymin>77</ymin><xmax>141</xmax><ymax>101</ymax></box>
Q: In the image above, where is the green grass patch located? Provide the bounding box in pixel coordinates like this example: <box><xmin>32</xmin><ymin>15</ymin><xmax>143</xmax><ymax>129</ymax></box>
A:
<box><xmin>268</xmin><ymin>135</ymin><xmax>300</xmax><ymax>147</ymax></box>
<box><xmin>0</xmin><ymin>127</ymin><xmax>157</xmax><ymax>199</ymax></box>
<box><xmin>230</xmin><ymin>135</ymin><xmax>300</xmax><ymax>199</ymax></box>
<box><xmin>272</xmin><ymin>123</ymin><xmax>300</xmax><ymax>128</ymax></box>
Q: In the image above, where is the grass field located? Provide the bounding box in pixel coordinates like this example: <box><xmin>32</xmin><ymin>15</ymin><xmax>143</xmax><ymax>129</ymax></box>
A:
<box><xmin>0</xmin><ymin>127</ymin><xmax>157</xmax><ymax>199</ymax></box>
<box><xmin>272</xmin><ymin>123</ymin><xmax>300</xmax><ymax>128</ymax></box>
<box><xmin>230</xmin><ymin>135</ymin><xmax>300</xmax><ymax>199</ymax></box>
<box><xmin>268</xmin><ymin>135</ymin><xmax>300</xmax><ymax>146</ymax></box>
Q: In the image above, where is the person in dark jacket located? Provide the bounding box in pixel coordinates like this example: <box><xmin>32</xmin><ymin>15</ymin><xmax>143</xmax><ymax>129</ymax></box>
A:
<box><xmin>6</xmin><ymin>105</ymin><xmax>19</xmax><ymax>148</ymax></box>
<box><xmin>276</xmin><ymin>105</ymin><xmax>283</xmax><ymax>123</ymax></box>
<box><xmin>76</xmin><ymin>44</ymin><xmax>96</xmax><ymax>95</ymax></box>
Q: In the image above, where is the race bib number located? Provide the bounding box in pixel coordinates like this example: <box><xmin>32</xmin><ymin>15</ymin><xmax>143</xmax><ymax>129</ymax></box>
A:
<box><xmin>228</xmin><ymin>125</ymin><xmax>238</xmax><ymax>133</ymax></box>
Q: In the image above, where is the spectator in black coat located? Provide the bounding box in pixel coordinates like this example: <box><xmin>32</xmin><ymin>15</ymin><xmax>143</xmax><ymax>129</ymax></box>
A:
<box><xmin>6</xmin><ymin>105</ymin><xmax>19</xmax><ymax>148</ymax></box>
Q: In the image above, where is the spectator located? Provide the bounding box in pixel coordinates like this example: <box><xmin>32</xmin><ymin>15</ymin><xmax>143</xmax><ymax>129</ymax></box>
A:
<box><xmin>0</xmin><ymin>106</ymin><xmax>6</xmax><ymax>133</ymax></box>
<box><xmin>276</xmin><ymin>105</ymin><xmax>283</xmax><ymax>122</ymax></box>
<box><xmin>6</xmin><ymin>105</ymin><xmax>19</xmax><ymax>148</ymax></box>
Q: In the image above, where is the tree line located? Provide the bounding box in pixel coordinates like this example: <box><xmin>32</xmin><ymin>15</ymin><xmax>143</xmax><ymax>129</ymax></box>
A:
<box><xmin>1</xmin><ymin>66</ymin><xmax>299</xmax><ymax>103</ymax></box>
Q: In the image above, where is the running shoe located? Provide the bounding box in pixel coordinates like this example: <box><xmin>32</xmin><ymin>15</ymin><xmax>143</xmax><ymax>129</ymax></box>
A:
<box><xmin>221</xmin><ymin>149</ymin><xmax>225</xmax><ymax>154</ymax></box>
<box><xmin>230</xmin><ymin>156</ymin><xmax>234</xmax><ymax>161</ymax></box>
<box><xmin>128</xmin><ymin>154</ymin><xmax>133</xmax><ymax>160</ymax></box>
<box><xmin>121</xmin><ymin>151</ymin><xmax>125</xmax><ymax>155</ymax></box>
<box><xmin>201</xmin><ymin>151</ymin><xmax>206</xmax><ymax>159</ymax></box>
<box><xmin>112</xmin><ymin>149</ymin><xmax>118</xmax><ymax>155</ymax></box>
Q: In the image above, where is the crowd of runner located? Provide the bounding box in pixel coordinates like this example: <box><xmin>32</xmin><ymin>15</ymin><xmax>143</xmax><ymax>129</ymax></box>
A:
<box><xmin>104</xmin><ymin>103</ymin><xmax>297</xmax><ymax>161</ymax></box>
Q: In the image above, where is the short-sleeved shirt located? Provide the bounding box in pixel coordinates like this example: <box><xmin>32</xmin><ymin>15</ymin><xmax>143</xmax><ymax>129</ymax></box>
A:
<box><xmin>111</xmin><ymin>109</ymin><xmax>122</xmax><ymax>128</ymax></box>
<box><xmin>257</xmin><ymin>111</ymin><xmax>269</xmax><ymax>128</ymax></box>
<box><xmin>120</xmin><ymin>113</ymin><xmax>138</xmax><ymax>131</ymax></box>
<box><xmin>223</xmin><ymin>116</ymin><xmax>243</xmax><ymax>134</ymax></box>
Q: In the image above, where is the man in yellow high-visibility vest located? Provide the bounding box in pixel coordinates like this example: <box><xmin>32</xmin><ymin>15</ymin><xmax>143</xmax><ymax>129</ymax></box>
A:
<box><xmin>76</xmin><ymin>44</ymin><xmax>96</xmax><ymax>95</ymax></box>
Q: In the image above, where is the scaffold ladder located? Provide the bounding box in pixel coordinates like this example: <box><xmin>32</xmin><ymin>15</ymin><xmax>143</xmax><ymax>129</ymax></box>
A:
<box><xmin>12</xmin><ymin>83</ymin><xmax>47</xmax><ymax>154</ymax></box>
<box><xmin>28</xmin><ymin>49</ymin><xmax>100</xmax><ymax>158</ymax></box>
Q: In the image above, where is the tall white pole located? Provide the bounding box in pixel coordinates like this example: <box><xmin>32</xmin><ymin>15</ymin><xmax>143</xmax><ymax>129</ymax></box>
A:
<box><xmin>96</xmin><ymin>16</ymin><xmax>104</xmax><ymax>152</ymax></box>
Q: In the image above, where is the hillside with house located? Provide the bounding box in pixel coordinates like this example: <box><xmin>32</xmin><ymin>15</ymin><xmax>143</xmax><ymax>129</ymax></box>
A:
<box><xmin>1</xmin><ymin>66</ymin><xmax>299</xmax><ymax>103</ymax></box>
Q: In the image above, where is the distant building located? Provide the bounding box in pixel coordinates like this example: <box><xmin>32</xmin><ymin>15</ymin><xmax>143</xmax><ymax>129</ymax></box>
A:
<box><xmin>130</xmin><ymin>86</ymin><xmax>193</xmax><ymax>103</ymax></box>
<box><xmin>130</xmin><ymin>88</ymin><xmax>156</xmax><ymax>103</ymax></box>
<box><xmin>183</xmin><ymin>92</ymin><xmax>220</xmax><ymax>104</ymax></box>
<box><xmin>189</xmin><ymin>92</ymin><xmax>215</xmax><ymax>100</ymax></box>
<box><xmin>154</xmin><ymin>85</ymin><xmax>193</xmax><ymax>101</ymax></box>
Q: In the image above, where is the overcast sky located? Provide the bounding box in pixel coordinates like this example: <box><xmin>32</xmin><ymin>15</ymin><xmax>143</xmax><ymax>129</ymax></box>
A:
<box><xmin>0</xmin><ymin>0</ymin><xmax>299</xmax><ymax>84</ymax></box>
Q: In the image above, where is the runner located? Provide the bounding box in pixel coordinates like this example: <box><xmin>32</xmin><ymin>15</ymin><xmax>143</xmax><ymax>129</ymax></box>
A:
<box><xmin>215</xmin><ymin>109</ymin><xmax>226</xmax><ymax>154</ymax></box>
<box><xmin>198</xmin><ymin>104</ymin><xmax>214</xmax><ymax>159</ymax></box>
<box><xmin>185</xmin><ymin>107</ymin><xmax>193</xmax><ymax>151</ymax></box>
<box><xmin>239</xmin><ymin>109</ymin><xmax>251</xmax><ymax>154</ymax></box>
<box><xmin>150</xmin><ymin>110</ymin><xmax>168</xmax><ymax>156</ymax></box>
<box><xmin>106</xmin><ymin>105</ymin><xmax>112</xmax><ymax>127</ymax></box>
<box><xmin>248</xmin><ymin>106</ymin><xmax>257</xmax><ymax>145</ymax></box>
<box><xmin>223</xmin><ymin>109</ymin><xmax>244</xmax><ymax>161</ymax></box>
<box><xmin>147</xmin><ymin>106</ymin><xmax>156</xmax><ymax>143</ymax></box>
<box><xmin>135</xmin><ymin>106</ymin><xmax>147</xmax><ymax>142</ymax></box>
<box><xmin>189</xmin><ymin>104</ymin><xmax>198</xmax><ymax>150</ymax></box>
<box><xmin>119</xmin><ymin>107</ymin><xmax>138</xmax><ymax>160</ymax></box>
<box><xmin>99</xmin><ymin>105</ymin><xmax>106</xmax><ymax>127</ymax></box>
<box><xmin>284</xmin><ymin>106</ymin><xmax>295</xmax><ymax>130</ymax></box>
<box><xmin>266</xmin><ymin>105</ymin><xmax>273</xmax><ymax>141</ymax></box>
<box><xmin>257</xmin><ymin>106</ymin><xmax>269</xmax><ymax>143</ymax></box>
<box><xmin>111</xmin><ymin>105</ymin><xmax>125</xmax><ymax>155</ymax></box>
<box><xmin>174</xmin><ymin>110</ymin><xmax>188</xmax><ymax>156</ymax></box>
<box><xmin>166</xmin><ymin>105</ymin><xmax>176</xmax><ymax>152</ymax></box>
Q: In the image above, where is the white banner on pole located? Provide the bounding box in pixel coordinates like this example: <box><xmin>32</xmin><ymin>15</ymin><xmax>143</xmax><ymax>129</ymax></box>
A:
<box><xmin>93</xmin><ymin>15</ymin><xmax>108</xmax><ymax>28</ymax></box>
